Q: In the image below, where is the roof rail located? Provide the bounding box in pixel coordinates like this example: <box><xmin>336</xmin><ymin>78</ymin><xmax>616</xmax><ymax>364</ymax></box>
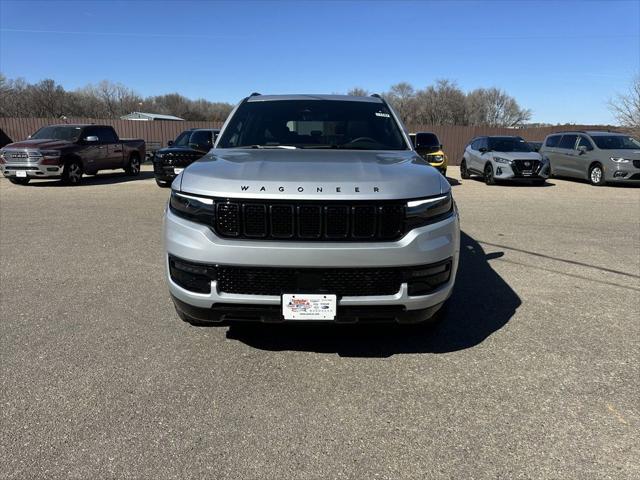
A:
<box><xmin>249</xmin><ymin>92</ymin><xmax>261</xmax><ymax>97</ymax></box>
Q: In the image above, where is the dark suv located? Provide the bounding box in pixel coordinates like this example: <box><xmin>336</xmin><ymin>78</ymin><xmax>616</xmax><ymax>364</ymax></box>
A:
<box><xmin>153</xmin><ymin>128</ymin><xmax>219</xmax><ymax>187</ymax></box>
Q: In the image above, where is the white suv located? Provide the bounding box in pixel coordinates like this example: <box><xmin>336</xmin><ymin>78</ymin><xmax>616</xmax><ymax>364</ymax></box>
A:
<box><xmin>461</xmin><ymin>136</ymin><xmax>550</xmax><ymax>185</ymax></box>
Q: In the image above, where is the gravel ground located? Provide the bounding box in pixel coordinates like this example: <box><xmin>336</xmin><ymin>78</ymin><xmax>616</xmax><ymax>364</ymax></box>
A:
<box><xmin>1</xmin><ymin>166</ymin><xmax>639</xmax><ymax>479</ymax></box>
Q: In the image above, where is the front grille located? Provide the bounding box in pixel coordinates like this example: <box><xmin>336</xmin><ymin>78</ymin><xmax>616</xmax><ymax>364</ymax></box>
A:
<box><xmin>169</xmin><ymin>255</ymin><xmax>453</xmax><ymax>297</ymax></box>
<box><xmin>157</xmin><ymin>153</ymin><xmax>201</xmax><ymax>167</ymax></box>
<box><xmin>217</xmin><ymin>266</ymin><xmax>404</xmax><ymax>296</ymax></box>
<box><xmin>213</xmin><ymin>199</ymin><xmax>405</xmax><ymax>241</ymax></box>
<box><xmin>2</xmin><ymin>149</ymin><xmax>41</xmax><ymax>163</ymax></box>
<box><xmin>633</xmin><ymin>160</ymin><xmax>640</xmax><ymax>169</ymax></box>
<box><xmin>512</xmin><ymin>159</ymin><xmax>541</xmax><ymax>176</ymax></box>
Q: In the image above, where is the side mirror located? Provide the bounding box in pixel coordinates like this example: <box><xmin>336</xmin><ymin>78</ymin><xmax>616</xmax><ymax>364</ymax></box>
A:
<box><xmin>167</xmin><ymin>140</ymin><xmax>174</xmax><ymax>147</ymax></box>
<box><xmin>84</xmin><ymin>136</ymin><xmax>99</xmax><ymax>142</ymax></box>
<box><xmin>479</xmin><ymin>147</ymin><xmax>488</xmax><ymax>153</ymax></box>
<box><xmin>27</xmin><ymin>135</ymin><xmax>31</xmax><ymax>139</ymax></box>
<box><xmin>578</xmin><ymin>146</ymin><xmax>588</xmax><ymax>154</ymax></box>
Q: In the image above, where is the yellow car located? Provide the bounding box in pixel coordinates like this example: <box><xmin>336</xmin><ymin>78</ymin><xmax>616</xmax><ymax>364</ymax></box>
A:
<box><xmin>409</xmin><ymin>132</ymin><xmax>448</xmax><ymax>176</ymax></box>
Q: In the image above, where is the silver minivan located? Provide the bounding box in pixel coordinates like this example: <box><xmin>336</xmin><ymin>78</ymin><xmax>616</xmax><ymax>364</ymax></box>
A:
<box><xmin>540</xmin><ymin>131</ymin><xmax>640</xmax><ymax>186</ymax></box>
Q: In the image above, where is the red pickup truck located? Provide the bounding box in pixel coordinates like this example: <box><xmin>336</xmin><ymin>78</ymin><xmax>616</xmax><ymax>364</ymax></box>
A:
<box><xmin>0</xmin><ymin>124</ymin><xmax>145</xmax><ymax>185</ymax></box>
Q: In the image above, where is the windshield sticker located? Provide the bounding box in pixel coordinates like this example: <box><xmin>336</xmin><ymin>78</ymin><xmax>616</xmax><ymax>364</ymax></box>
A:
<box><xmin>375</xmin><ymin>112</ymin><xmax>390</xmax><ymax>118</ymax></box>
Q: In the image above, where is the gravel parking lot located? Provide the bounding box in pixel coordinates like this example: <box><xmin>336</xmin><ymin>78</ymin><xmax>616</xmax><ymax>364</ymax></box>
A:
<box><xmin>1</xmin><ymin>166</ymin><xmax>639</xmax><ymax>479</ymax></box>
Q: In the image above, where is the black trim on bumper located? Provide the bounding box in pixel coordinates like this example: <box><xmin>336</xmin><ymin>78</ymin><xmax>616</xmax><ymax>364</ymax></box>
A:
<box><xmin>172</xmin><ymin>295</ymin><xmax>444</xmax><ymax>325</ymax></box>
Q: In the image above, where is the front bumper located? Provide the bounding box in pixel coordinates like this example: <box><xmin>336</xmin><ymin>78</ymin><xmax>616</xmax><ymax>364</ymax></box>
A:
<box><xmin>1</xmin><ymin>163</ymin><xmax>63</xmax><ymax>178</ymax></box>
<box><xmin>493</xmin><ymin>162</ymin><xmax>550</xmax><ymax>181</ymax></box>
<box><xmin>164</xmin><ymin>207</ymin><xmax>460</xmax><ymax>323</ymax></box>
<box><xmin>604</xmin><ymin>162</ymin><xmax>640</xmax><ymax>182</ymax></box>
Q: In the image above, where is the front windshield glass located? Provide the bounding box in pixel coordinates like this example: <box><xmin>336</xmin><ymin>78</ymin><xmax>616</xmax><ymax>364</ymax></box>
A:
<box><xmin>172</xmin><ymin>131</ymin><xmax>191</xmax><ymax>147</ymax></box>
<box><xmin>488</xmin><ymin>137</ymin><xmax>532</xmax><ymax>153</ymax></box>
<box><xmin>591</xmin><ymin>135</ymin><xmax>640</xmax><ymax>150</ymax></box>
<box><xmin>217</xmin><ymin>99</ymin><xmax>408</xmax><ymax>150</ymax></box>
<box><xmin>31</xmin><ymin>126</ymin><xmax>82</xmax><ymax>142</ymax></box>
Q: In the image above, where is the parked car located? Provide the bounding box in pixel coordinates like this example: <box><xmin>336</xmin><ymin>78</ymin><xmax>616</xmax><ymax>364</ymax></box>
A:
<box><xmin>527</xmin><ymin>141</ymin><xmax>542</xmax><ymax>152</ymax></box>
<box><xmin>539</xmin><ymin>131</ymin><xmax>640</xmax><ymax>186</ymax></box>
<box><xmin>460</xmin><ymin>135</ymin><xmax>550</xmax><ymax>185</ymax></box>
<box><xmin>409</xmin><ymin>132</ymin><xmax>448</xmax><ymax>176</ymax></box>
<box><xmin>165</xmin><ymin>93</ymin><xmax>460</xmax><ymax>325</ymax></box>
<box><xmin>153</xmin><ymin>128</ymin><xmax>219</xmax><ymax>187</ymax></box>
<box><xmin>0</xmin><ymin>124</ymin><xmax>145</xmax><ymax>185</ymax></box>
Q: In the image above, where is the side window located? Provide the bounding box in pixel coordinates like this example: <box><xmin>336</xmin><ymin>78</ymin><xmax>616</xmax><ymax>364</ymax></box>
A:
<box><xmin>558</xmin><ymin>134</ymin><xmax>578</xmax><ymax>150</ymax></box>
<box><xmin>545</xmin><ymin>135</ymin><xmax>561</xmax><ymax>148</ymax></box>
<box><xmin>96</xmin><ymin>127</ymin><xmax>117</xmax><ymax>143</ymax></box>
<box><xmin>577</xmin><ymin>136</ymin><xmax>593</xmax><ymax>151</ymax></box>
<box><xmin>190</xmin><ymin>130</ymin><xmax>213</xmax><ymax>149</ymax></box>
<box><xmin>82</xmin><ymin>126</ymin><xmax>99</xmax><ymax>140</ymax></box>
<box><xmin>470</xmin><ymin>139</ymin><xmax>480</xmax><ymax>150</ymax></box>
<box><xmin>479</xmin><ymin>137</ymin><xmax>488</xmax><ymax>150</ymax></box>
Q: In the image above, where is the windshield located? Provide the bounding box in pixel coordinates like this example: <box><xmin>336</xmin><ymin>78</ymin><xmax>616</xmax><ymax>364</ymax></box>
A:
<box><xmin>217</xmin><ymin>99</ymin><xmax>408</xmax><ymax>150</ymax></box>
<box><xmin>31</xmin><ymin>126</ymin><xmax>83</xmax><ymax>142</ymax></box>
<box><xmin>172</xmin><ymin>131</ymin><xmax>192</xmax><ymax>147</ymax></box>
<box><xmin>488</xmin><ymin>137</ymin><xmax>532</xmax><ymax>153</ymax></box>
<box><xmin>591</xmin><ymin>135</ymin><xmax>640</xmax><ymax>150</ymax></box>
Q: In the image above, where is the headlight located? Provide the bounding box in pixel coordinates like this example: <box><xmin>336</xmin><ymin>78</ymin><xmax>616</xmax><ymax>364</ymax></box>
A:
<box><xmin>169</xmin><ymin>190</ymin><xmax>216</xmax><ymax>225</ymax></box>
<box><xmin>41</xmin><ymin>150</ymin><xmax>60</xmax><ymax>157</ymax></box>
<box><xmin>429</xmin><ymin>155</ymin><xmax>444</xmax><ymax>162</ymax></box>
<box><xmin>405</xmin><ymin>192</ymin><xmax>454</xmax><ymax>229</ymax></box>
<box><xmin>494</xmin><ymin>157</ymin><xmax>512</xmax><ymax>164</ymax></box>
<box><xmin>610</xmin><ymin>157</ymin><xmax>631</xmax><ymax>163</ymax></box>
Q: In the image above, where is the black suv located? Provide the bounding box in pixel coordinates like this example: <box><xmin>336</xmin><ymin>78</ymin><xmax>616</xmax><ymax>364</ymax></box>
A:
<box><xmin>153</xmin><ymin>128</ymin><xmax>219</xmax><ymax>187</ymax></box>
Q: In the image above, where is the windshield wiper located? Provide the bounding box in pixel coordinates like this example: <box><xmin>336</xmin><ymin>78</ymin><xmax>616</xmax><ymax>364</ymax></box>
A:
<box><xmin>240</xmin><ymin>145</ymin><xmax>297</xmax><ymax>149</ymax></box>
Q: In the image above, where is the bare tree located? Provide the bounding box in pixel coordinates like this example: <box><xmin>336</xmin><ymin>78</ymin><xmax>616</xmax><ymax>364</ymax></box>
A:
<box><xmin>413</xmin><ymin>79</ymin><xmax>466</xmax><ymax>126</ymax></box>
<box><xmin>383</xmin><ymin>82</ymin><xmax>416</xmax><ymax>124</ymax></box>
<box><xmin>609</xmin><ymin>75</ymin><xmax>640</xmax><ymax>136</ymax></box>
<box><xmin>28</xmin><ymin>79</ymin><xmax>68</xmax><ymax>117</ymax></box>
<box><xmin>347</xmin><ymin>87</ymin><xmax>369</xmax><ymax>96</ymax></box>
<box><xmin>466</xmin><ymin>87</ymin><xmax>531</xmax><ymax>127</ymax></box>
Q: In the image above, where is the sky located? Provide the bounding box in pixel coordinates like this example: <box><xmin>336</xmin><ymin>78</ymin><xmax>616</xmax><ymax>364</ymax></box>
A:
<box><xmin>0</xmin><ymin>0</ymin><xmax>638</xmax><ymax>124</ymax></box>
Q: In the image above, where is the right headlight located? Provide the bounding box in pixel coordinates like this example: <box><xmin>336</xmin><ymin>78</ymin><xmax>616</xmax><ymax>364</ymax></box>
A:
<box><xmin>494</xmin><ymin>157</ymin><xmax>512</xmax><ymax>164</ymax></box>
<box><xmin>610</xmin><ymin>157</ymin><xmax>631</xmax><ymax>163</ymax></box>
<box><xmin>405</xmin><ymin>192</ymin><xmax>454</xmax><ymax>229</ymax></box>
<box><xmin>169</xmin><ymin>190</ymin><xmax>216</xmax><ymax>225</ymax></box>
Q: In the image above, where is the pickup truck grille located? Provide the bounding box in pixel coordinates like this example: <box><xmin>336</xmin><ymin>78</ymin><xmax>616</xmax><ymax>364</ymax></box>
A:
<box><xmin>214</xmin><ymin>199</ymin><xmax>405</xmax><ymax>241</ymax></box>
<box><xmin>1</xmin><ymin>149</ymin><xmax>41</xmax><ymax>162</ymax></box>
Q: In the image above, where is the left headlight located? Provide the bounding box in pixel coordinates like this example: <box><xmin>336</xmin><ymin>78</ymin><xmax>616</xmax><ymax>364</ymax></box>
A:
<box><xmin>405</xmin><ymin>192</ymin><xmax>454</xmax><ymax>229</ymax></box>
<box><xmin>494</xmin><ymin>156</ymin><xmax>512</xmax><ymax>164</ymax></box>
<box><xmin>610</xmin><ymin>157</ymin><xmax>631</xmax><ymax>163</ymax></box>
<box><xmin>429</xmin><ymin>155</ymin><xmax>444</xmax><ymax>162</ymax></box>
<box><xmin>169</xmin><ymin>190</ymin><xmax>216</xmax><ymax>225</ymax></box>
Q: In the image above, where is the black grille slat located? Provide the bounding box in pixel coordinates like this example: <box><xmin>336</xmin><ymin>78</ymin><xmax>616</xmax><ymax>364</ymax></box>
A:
<box><xmin>270</xmin><ymin>205</ymin><xmax>294</xmax><ymax>238</ymax></box>
<box><xmin>325</xmin><ymin>206</ymin><xmax>349</xmax><ymax>238</ymax></box>
<box><xmin>243</xmin><ymin>204</ymin><xmax>267</xmax><ymax>237</ymax></box>
<box><xmin>352</xmin><ymin>206</ymin><xmax>377</xmax><ymax>238</ymax></box>
<box><xmin>211</xmin><ymin>199</ymin><xmax>405</xmax><ymax>241</ymax></box>
<box><xmin>216</xmin><ymin>203</ymin><xmax>240</xmax><ymax>236</ymax></box>
<box><xmin>298</xmin><ymin>205</ymin><xmax>322</xmax><ymax>239</ymax></box>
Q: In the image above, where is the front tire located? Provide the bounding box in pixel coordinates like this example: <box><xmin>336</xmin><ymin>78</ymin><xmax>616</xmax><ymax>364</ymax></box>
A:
<box><xmin>62</xmin><ymin>160</ymin><xmax>83</xmax><ymax>186</ymax></box>
<box><xmin>460</xmin><ymin>160</ymin><xmax>471</xmax><ymax>179</ymax></box>
<box><xmin>8</xmin><ymin>177</ymin><xmax>30</xmax><ymax>185</ymax></box>
<box><xmin>484</xmin><ymin>163</ymin><xmax>496</xmax><ymax>185</ymax></box>
<box><xmin>125</xmin><ymin>154</ymin><xmax>141</xmax><ymax>176</ymax></box>
<box><xmin>589</xmin><ymin>163</ymin><xmax>605</xmax><ymax>186</ymax></box>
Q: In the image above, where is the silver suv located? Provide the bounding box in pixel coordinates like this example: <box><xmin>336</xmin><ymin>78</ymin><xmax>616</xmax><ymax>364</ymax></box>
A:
<box><xmin>163</xmin><ymin>94</ymin><xmax>460</xmax><ymax>325</ymax></box>
<box><xmin>461</xmin><ymin>136</ymin><xmax>550</xmax><ymax>185</ymax></box>
<box><xmin>539</xmin><ymin>131</ymin><xmax>640</xmax><ymax>186</ymax></box>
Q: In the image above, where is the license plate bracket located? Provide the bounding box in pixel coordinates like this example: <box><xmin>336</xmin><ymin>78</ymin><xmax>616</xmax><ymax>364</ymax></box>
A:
<box><xmin>282</xmin><ymin>293</ymin><xmax>337</xmax><ymax>320</ymax></box>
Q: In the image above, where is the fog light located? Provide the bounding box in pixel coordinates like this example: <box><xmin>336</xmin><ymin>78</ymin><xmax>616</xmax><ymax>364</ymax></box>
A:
<box><xmin>496</xmin><ymin>167</ymin><xmax>503</xmax><ymax>175</ymax></box>
<box><xmin>168</xmin><ymin>256</ymin><xmax>214</xmax><ymax>293</ymax></box>
<box><xmin>407</xmin><ymin>261</ymin><xmax>452</xmax><ymax>296</ymax></box>
<box><xmin>614</xmin><ymin>171</ymin><xmax>628</xmax><ymax>178</ymax></box>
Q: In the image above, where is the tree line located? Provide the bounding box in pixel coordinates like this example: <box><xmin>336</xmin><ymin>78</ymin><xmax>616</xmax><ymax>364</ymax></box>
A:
<box><xmin>0</xmin><ymin>74</ymin><xmax>234</xmax><ymax>122</ymax></box>
<box><xmin>0</xmin><ymin>74</ymin><xmax>533</xmax><ymax>127</ymax></box>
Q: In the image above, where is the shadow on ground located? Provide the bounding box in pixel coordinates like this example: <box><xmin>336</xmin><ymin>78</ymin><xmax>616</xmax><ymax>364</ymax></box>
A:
<box><xmin>225</xmin><ymin>231</ymin><xmax>521</xmax><ymax>357</ymax></box>
<box><xmin>23</xmin><ymin>171</ymin><xmax>155</xmax><ymax>187</ymax></box>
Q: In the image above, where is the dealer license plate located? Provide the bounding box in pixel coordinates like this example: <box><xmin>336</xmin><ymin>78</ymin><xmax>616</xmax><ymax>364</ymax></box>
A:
<box><xmin>282</xmin><ymin>294</ymin><xmax>337</xmax><ymax>320</ymax></box>
<box><xmin>16</xmin><ymin>170</ymin><xmax>27</xmax><ymax>178</ymax></box>
<box><xmin>174</xmin><ymin>168</ymin><xmax>184</xmax><ymax>174</ymax></box>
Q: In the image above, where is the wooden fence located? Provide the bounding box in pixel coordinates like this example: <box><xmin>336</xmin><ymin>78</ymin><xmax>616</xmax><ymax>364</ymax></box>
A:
<box><xmin>0</xmin><ymin>117</ymin><xmax>615</xmax><ymax>166</ymax></box>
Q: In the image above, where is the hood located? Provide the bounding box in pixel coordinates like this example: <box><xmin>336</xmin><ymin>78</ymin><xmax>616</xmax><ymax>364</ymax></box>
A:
<box><xmin>4</xmin><ymin>139</ymin><xmax>73</xmax><ymax>150</ymax></box>
<box><xmin>602</xmin><ymin>149</ymin><xmax>640</xmax><ymax>159</ymax></box>
<box><xmin>490</xmin><ymin>151</ymin><xmax>542</xmax><ymax>161</ymax></box>
<box><xmin>179</xmin><ymin>149</ymin><xmax>448</xmax><ymax>200</ymax></box>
